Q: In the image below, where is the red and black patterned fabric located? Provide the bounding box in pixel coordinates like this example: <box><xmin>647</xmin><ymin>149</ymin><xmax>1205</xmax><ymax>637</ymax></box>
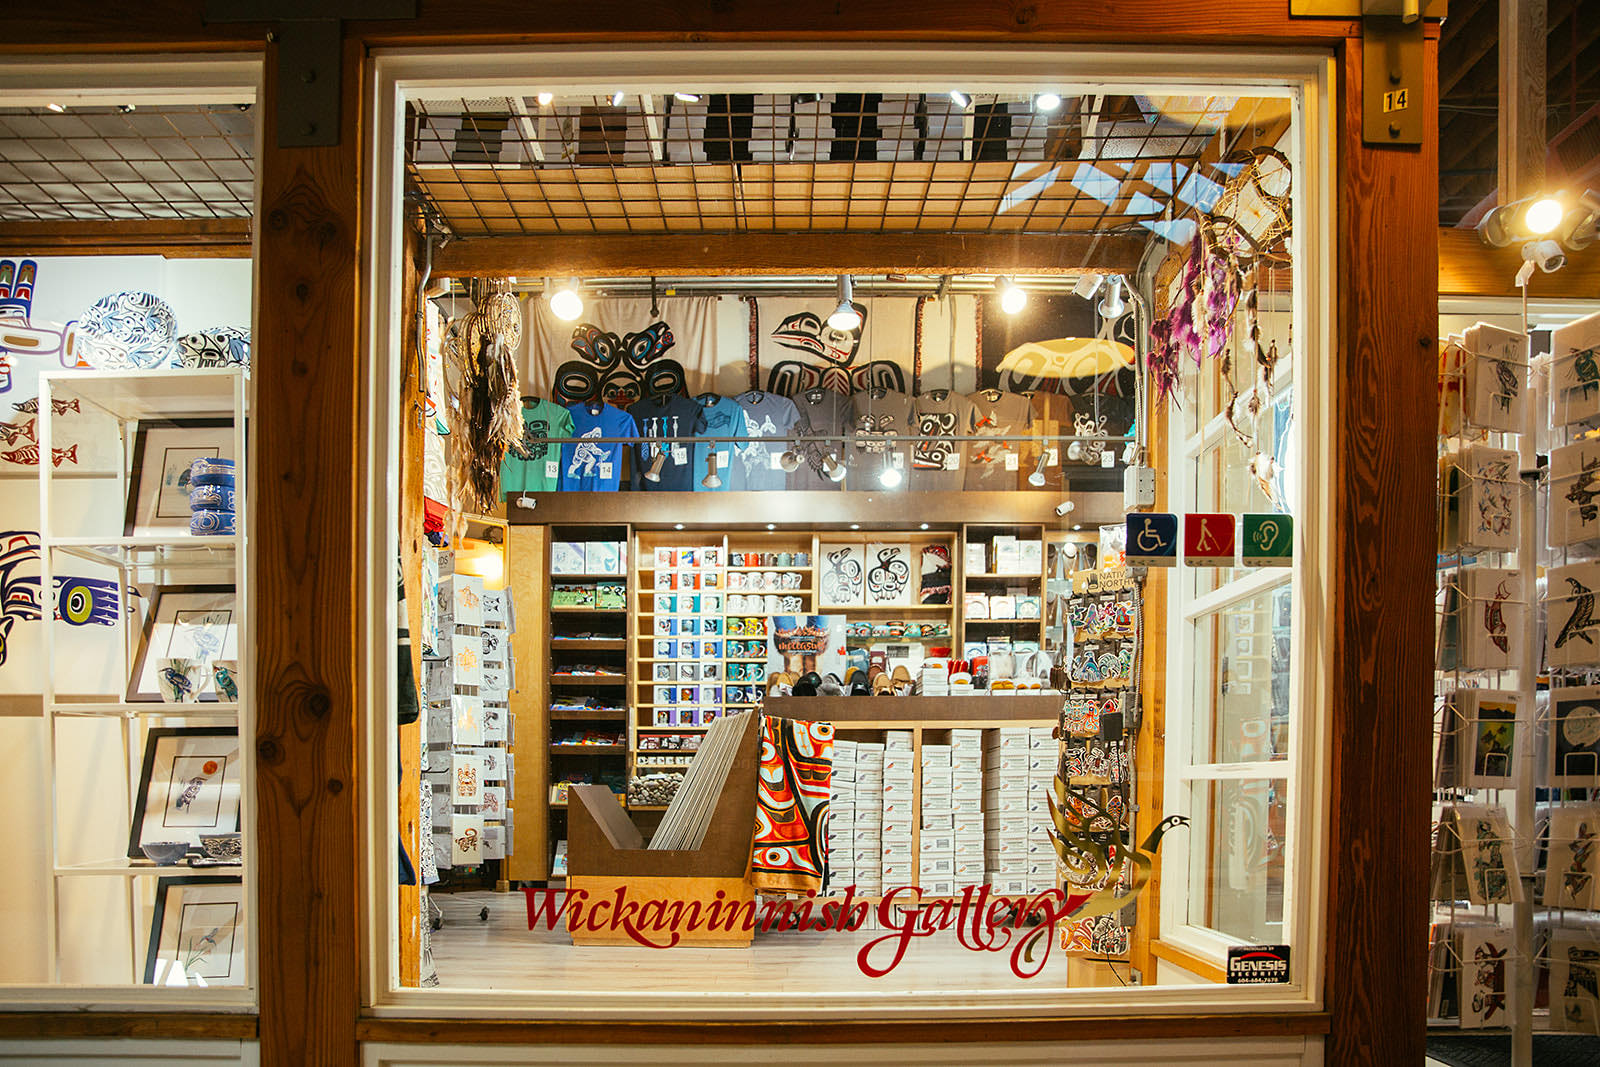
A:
<box><xmin>750</xmin><ymin>715</ymin><xmax>834</xmax><ymax>893</ymax></box>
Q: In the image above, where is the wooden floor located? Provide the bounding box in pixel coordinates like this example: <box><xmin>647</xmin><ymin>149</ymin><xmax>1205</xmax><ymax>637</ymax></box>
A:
<box><xmin>428</xmin><ymin>889</ymin><xmax>1117</xmax><ymax>993</ymax></box>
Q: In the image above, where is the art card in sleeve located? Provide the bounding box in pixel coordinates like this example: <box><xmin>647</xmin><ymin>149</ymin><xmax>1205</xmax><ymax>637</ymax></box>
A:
<box><xmin>908</xmin><ymin>388</ymin><xmax>976</xmax><ymax>490</ymax></box>
<box><xmin>481</xmin><ymin>702</ymin><xmax>507</xmax><ymax>743</ymax></box>
<box><xmin>499</xmin><ymin>398</ymin><xmax>572</xmax><ymax>494</ymax></box>
<box><xmin>1541</xmin><ymin>804</ymin><xmax>1600</xmax><ymax>910</ymax></box>
<box><xmin>481</xmin><ymin>824</ymin><xmax>505</xmax><ymax>861</ymax></box>
<box><xmin>1459</xmin><ymin>567</ymin><xmax>1521</xmax><ymax>671</ymax></box>
<box><xmin>559</xmin><ymin>400</ymin><xmax>636</xmax><ymax>491</ymax></box>
<box><xmin>424</xmin><ymin>701</ymin><xmax>452</xmax><ymax>749</ymax></box>
<box><xmin>819</xmin><ymin>542</ymin><xmax>865</xmax><ymax>606</ymax></box>
<box><xmin>450</xmin><ymin>813</ymin><xmax>484</xmax><ymax>866</ymax></box>
<box><xmin>1458</xmin><ymin>923</ymin><xmax>1513</xmax><ymax>1029</ymax></box>
<box><xmin>1456</xmin><ymin>444</ymin><xmax>1519</xmax><ymax>552</ymax></box>
<box><xmin>451</xmin><ymin>574</ymin><xmax>485</xmax><ymax>628</ymax></box>
<box><xmin>481</xmin><ymin>785</ymin><xmax>506</xmax><ymax>820</ymax></box>
<box><xmin>690</xmin><ymin>393</ymin><xmax>750</xmax><ymax>492</ymax></box>
<box><xmin>732</xmin><ymin>390</ymin><xmax>802</xmax><ymax>491</ymax></box>
<box><xmin>481</xmin><ymin>588</ymin><xmax>507</xmax><ymax>626</ymax></box>
<box><xmin>423</xmin><ymin>657</ymin><xmax>453</xmax><ymax>704</ymax></box>
<box><xmin>1461</xmin><ymin>323</ymin><xmax>1527</xmax><ymax>432</ymax></box>
<box><xmin>863</xmin><ymin>542</ymin><xmax>913</xmax><ymax>607</ymax></box>
<box><xmin>1454</xmin><ymin>804</ymin><xmax>1522</xmax><ymax>906</ymax></box>
<box><xmin>1549</xmin><ymin>930</ymin><xmax>1600</xmax><ymax>1032</ymax></box>
<box><xmin>1457</xmin><ymin>689</ymin><xmax>1519</xmax><ymax>790</ymax></box>
<box><xmin>1551</xmin><ymin>310</ymin><xmax>1600</xmax><ymax>428</ymax></box>
<box><xmin>450</xmin><ymin>694</ymin><xmax>484</xmax><ymax>747</ymax></box>
<box><xmin>479</xmin><ymin>665</ymin><xmax>509</xmax><ymax>704</ymax></box>
<box><xmin>144</xmin><ymin>876</ymin><xmax>245</xmax><ymax>987</ymax></box>
<box><xmin>432</xmin><ymin>831</ymin><xmax>453</xmax><ymax>871</ymax></box>
<box><xmin>1548</xmin><ymin>561</ymin><xmax>1600</xmax><ymax>669</ymax></box>
<box><xmin>451</xmin><ymin>750</ymin><xmax>481</xmax><ymax>804</ymax></box>
<box><xmin>1550</xmin><ymin>437</ymin><xmax>1600</xmax><ymax>547</ymax></box>
<box><xmin>480</xmin><ymin>625</ymin><xmax>505</xmax><ymax>667</ymax></box>
<box><xmin>1551</xmin><ymin>685</ymin><xmax>1600</xmax><ymax>787</ymax></box>
<box><xmin>451</xmin><ymin>633</ymin><xmax>483</xmax><ymax>688</ymax></box>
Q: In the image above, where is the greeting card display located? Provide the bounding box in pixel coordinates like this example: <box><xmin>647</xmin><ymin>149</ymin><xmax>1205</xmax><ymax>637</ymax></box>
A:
<box><xmin>1551</xmin><ymin>310</ymin><xmax>1600</xmax><ymax>428</ymax></box>
<box><xmin>1456</xmin><ymin>443</ymin><xmax>1518</xmax><ymax>552</ymax></box>
<box><xmin>1461</xmin><ymin>323</ymin><xmax>1526</xmax><ymax>433</ymax></box>
<box><xmin>1541</xmin><ymin>804</ymin><xmax>1600</xmax><ymax>910</ymax></box>
<box><xmin>1550</xmin><ymin>438</ymin><xmax>1600</xmax><ymax>548</ymax></box>
<box><xmin>1458</xmin><ymin>689</ymin><xmax>1519</xmax><ymax>789</ymax></box>
<box><xmin>1457</xmin><ymin>567</ymin><xmax>1522</xmax><ymax>671</ymax></box>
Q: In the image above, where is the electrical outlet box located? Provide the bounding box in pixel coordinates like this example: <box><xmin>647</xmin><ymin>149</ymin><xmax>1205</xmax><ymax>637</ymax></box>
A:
<box><xmin>1123</xmin><ymin>465</ymin><xmax>1156</xmax><ymax>510</ymax></box>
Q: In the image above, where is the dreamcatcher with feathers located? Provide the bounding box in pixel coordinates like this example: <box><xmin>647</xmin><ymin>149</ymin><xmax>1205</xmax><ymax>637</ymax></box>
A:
<box><xmin>443</xmin><ymin>277</ymin><xmax>524</xmax><ymax>515</ymax></box>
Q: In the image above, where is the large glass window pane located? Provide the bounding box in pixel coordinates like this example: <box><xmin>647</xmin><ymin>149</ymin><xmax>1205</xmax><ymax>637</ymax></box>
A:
<box><xmin>1186</xmin><ymin>777</ymin><xmax>1288</xmax><ymax>943</ymax></box>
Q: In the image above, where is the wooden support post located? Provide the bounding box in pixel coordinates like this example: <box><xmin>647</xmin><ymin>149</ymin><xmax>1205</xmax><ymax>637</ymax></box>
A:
<box><xmin>397</xmin><ymin>212</ymin><xmax>424</xmax><ymax>987</ymax></box>
<box><xmin>253</xmin><ymin>36</ymin><xmax>364</xmax><ymax>1067</ymax></box>
<box><xmin>507</xmin><ymin>524</ymin><xmax>551</xmax><ymax>881</ymax></box>
<box><xmin>1326</xmin><ymin>32</ymin><xmax>1437</xmax><ymax>1065</ymax></box>
<box><xmin>1498</xmin><ymin>0</ymin><xmax>1547</xmax><ymax>204</ymax></box>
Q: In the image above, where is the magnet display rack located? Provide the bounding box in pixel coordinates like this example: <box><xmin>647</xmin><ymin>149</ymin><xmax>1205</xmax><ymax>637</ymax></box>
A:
<box><xmin>545</xmin><ymin>522</ymin><xmax>631</xmax><ymax>866</ymax></box>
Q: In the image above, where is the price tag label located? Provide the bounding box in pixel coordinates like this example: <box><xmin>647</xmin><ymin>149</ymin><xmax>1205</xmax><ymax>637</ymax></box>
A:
<box><xmin>892</xmin><ymin>452</ymin><xmax>905</xmax><ymax>469</ymax></box>
<box><xmin>1101</xmin><ymin>450</ymin><xmax>1115</xmax><ymax>468</ymax></box>
<box><xmin>671</xmin><ymin>444</ymin><xmax>689</xmax><ymax>465</ymax></box>
<box><xmin>1004</xmin><ymin>452</ymin><xmax>1020</xmax><ymax>471</ymax></box>
<box><xmin>1046</xmin><ymin>447</ymin><xmax>1059</xmax><ymax>466</ymax></box>
<box><xmin>943</xmin><ymin>453</ymin><xmax>961</xmax><ymax>470</ymax></box>
<box><xmin>544</xmin><ymin>460</ymin><xmax>559</xmax><ymax>480</ymax></box>
<box><xmin>598</xmin><ymin>462</ymin><xmax>614</xmax><ymax>480</ymax></box>
<box><xmin>769</xmin><ymin>451</ymin><xmax>785</xmax><ymax>470</ymax></box>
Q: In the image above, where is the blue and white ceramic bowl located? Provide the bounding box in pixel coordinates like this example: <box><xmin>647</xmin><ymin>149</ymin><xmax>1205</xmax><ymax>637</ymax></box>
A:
<box><xmin>177</xmin><ymin>326</ymin><xmax>251</xmax><ymax>369</ymax></box>
<box><xmin>188</xmin><ymin>484</ymin><xmax>236</xmax><ymax>512</ymax></box>
<box><xmin>187</xmin><ymin>457</ymin><xmax>236</xmax><ymax>487</ymax></box>
<box><xmin>76</xmin><ymin>291</ymin><xmax>178</xmax><ymax>370</ymax></box>
<box><xmin>189</xmin><ymin>509</ymin><xmax>235</xmax><ymax>536</ymax></box>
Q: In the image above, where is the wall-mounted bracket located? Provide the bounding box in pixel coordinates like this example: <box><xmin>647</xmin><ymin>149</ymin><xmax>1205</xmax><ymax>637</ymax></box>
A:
<box><xmin>205</xmin><ymin>0</ymin><xmax>416</xmax><ymax>148</ymax></box>
<box><xmin>1291</xmin><ymin>0</ymin><xmax>1441</xmax><ymax>147</ymax></box>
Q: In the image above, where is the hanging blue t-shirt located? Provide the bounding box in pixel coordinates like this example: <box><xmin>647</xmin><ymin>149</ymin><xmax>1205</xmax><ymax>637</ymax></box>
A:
<box><xmin>627</xmin><ymin>393</ymin><xmax>707</xmax><ymax>492</ymax></box>
<box><xmin>691</xmin><ymin>393</ymin><xmax>751</xmax><ymax>492</ymax></box>
<box><xmin>732</xmin><ymin>391</ymin><xmax>802</xmax><ymax>492</ymax></box>
<box><xmin>560</xmin><ymin>400</ymin><xmax>637</xmax><ymax>492</ymax></box>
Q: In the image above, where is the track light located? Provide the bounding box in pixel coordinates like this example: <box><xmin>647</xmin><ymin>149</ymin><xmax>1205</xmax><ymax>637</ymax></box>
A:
<box><xmin>1526</xmin><ymin>196</ymin><xmax>1565</xmax><ymax>235</ymax></box>
<box><xmin>702</xmin><ymin>452</ymin><xmax>723</xmax><ymax>489</ymax></box>
<box><xmin>1098</xmin><ymin>277</ymin><xmax>1126</xmax><ymax>319</ymax></box>
<box><xmin>998</xmin><ymin>277</ymin><xmax>1027</xmax><ymax>315</ymax></box>
<box><xmin>1055</xmin><ymin>500</ymin><xmax>1076</xmax><ymax>517</ymax></box>
<box><xmin>1072</xmin><ymin>274</ymin><xmax>1104</xmax><ymax>300</ymax></box>
<box><xmin>1028</xmin><ymin>452</ymin><xmax>1049</xmax><ymax>487</ymax></box>
<box><xmin>674</xmin><ymin>522</ymin><xmax>684</xmax><ymax>530</ymax></box>
<box><xmin>949</xmin><ymin>91</ymin><xmax>971</xmax><ymax>109</ymax></box>
<box><xmin>879</xmin><ymin>458</ymin><xmax>903</xmax><ymax>488</ymax></box>
<box><xmin>1035</xmin><ymin>93</ymin><xmax>1062</xmax><ymax>113</ymax></box>
<box><xmin>118</xmin><ymin>104</ymin><xmax>137</xmax><ymax>114</ymax></box>
<box><xmin>611</xmin><ymin>91</ymin><xmax>625</xmax><ymax>107</ymax></box>
<box><xmin>823</xmin><ymin>452</ymin><xmax>847</xmax><ymax>483</ymax></box>
<box><xmin>779</xmin><ymin>447</ymin><xmax>801</xmax><ymax>472</ymax></box>
<box><xmin>828</xmin><ymin>275</ymin><xmax>862</xmax><ymax>332</ymax></box>
<box><xmin>849</xmin><ymin>523</ymin><xmax>861</xmax><ymax>531</ymax></box>
<box><xmin>514</xmin><ymin>495</ymin><xmax>537</xmax><ymax>511</ymax></box>
<box><xmin>674</xmin><ymin>92</ymin><xmax>701</xmax><ymax>103</ymax></box>
<box><xmin>536</xmin><ymin>92</ymin><xmax>554</xmax><ymax>106</ymax></box>
<box><xmin>549</xmin><ymin>278</ymin><xmax>584</xmax><ymax>321</ymax></box>
<box><xmin>46</xmin><ymin>103</ymin><xmax>64</xmax><ymax>114</ymax></box>
<box><xmin>644</xmin><ymin>451</ymin><xmax>666</xmax><ymax>483</ymax></box>
<box><xmin>766</xmin><ymin>523</ymin><xmax>776</xmax><ymax>530</ymax></box>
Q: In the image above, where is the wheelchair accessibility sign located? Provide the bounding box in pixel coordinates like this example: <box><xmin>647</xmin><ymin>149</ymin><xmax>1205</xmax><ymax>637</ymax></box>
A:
<box><xmin>1125</xmin><ymin>513</ymin><xmax>1178</xmax><ymax>567</ymax></box>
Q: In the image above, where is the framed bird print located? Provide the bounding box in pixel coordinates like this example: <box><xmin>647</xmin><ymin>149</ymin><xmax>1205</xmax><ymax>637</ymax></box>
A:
<box><xmin>1549</xmin><ymin>561</ymin><xmax>1600</xmax><ymax>669</ymax></box>
<box><xmin>144</xmin><ymin>875</ymin><xmax>245</xmax><ymax>986</ymax></box>
<box><xmin>127</xmin><ymin>585</ymin><xmax>238</xmax><ymax>703</ymax></box>
<box><xmin>818</xmin><ymin>542</ymin><xmax>865</xmax><ymax>606</ymax></box>
<box><xmin>1458</xmin><ymin>689</ymin><xmax>1519</xmax><ymax>789</ymax></box>
<box><xmin>128</xmin><ymin>727</ymin><xmax>242</xmax><ymax>858</ymax></box>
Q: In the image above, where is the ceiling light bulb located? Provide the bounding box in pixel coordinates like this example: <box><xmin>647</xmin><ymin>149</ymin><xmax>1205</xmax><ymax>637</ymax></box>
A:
<box><xmin>674</xmin><ymin>522</ymin><xmax>684</xmax><ymax>530</ymax></box>
<box><xmin>611</xmin><ymin>91</ymin><xmax>625</xmax><ymax>107</ymax></box>
<box><xmin>1525</xmin><ymin>196</ymin><xmax>1565</xmax><ymax>236</ymax></box>
<box><xmin>998</xmin><ymin>277</ymin><xmax>1028</xmax><ymax>315</ymax></box>
<box><xmin>46</xmin><ymin>103</ymin><xmax>64</xmax><ymax>114</ymax></box>
<box><xmin>920</xmin><ymin>523</ymin><xmax>930</xmax><ymax>530</ymax></box>
<box><xmin>949</xmin><ymin>91</ymin><xmax>971</xmax><ymax>109</ymax></box>
<box><xmin>828</xmin><ymin>274</ymin><xmax>861</xmax><ymax>332</ymax></box>
<box><xmin>879</xmin><ymin>462</ymin><xmax>903</xmax><ymax>488</ymax></box>
<box><xmin>674</xmin><ymin>92</ymin><xmax>701</xmax><ymax>103</ymax></box>
<box><xmin>849</xmin><ymin>523</ymin><xmax>861</xmax><ymax>531</ymax></box>
<box><xmin>536</xmin><ymin>92</ymin><xmax>554</xmax><ymax>106</ymax></box>
<box><xmin>1035</xmin><ymin>93</ymin><xmax>1062</xmax><ymax>112</ymax></box>
<box><xmin>549</xmin><ymin>279</ymin><xmax>584</xmax><ymax>321</ymax></box>
<box><xmin>766</xmin><ymin>523</ymin><xmax>776</xmax><ymax>530</ymax></box>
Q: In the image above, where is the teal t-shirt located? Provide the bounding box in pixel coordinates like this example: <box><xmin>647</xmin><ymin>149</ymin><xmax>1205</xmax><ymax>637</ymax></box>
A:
<box><xmin>501</xmin><ymin>398</ymin><xmax>574</xmax><ymax>493</ymax></box>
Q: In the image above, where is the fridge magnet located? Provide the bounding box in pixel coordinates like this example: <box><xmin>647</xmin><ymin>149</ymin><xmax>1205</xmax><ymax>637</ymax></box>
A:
<box><xmin>1457</xmin><ymin>689</ymin><xmax>1519</xmax><ymax>789</ymax></box>
<box><xmin>819</xmin><ymin>542</ymin><xmax>865</xmax><ymax>606</ymax></box>
<box><xmin>1549</xmin><ymin>561</ymin><xmax>1600</xmax><ymax>668</ymax></box>
<box><xmin>127</xmin><ymin>586</ymin><xmax>238</xmax><ymax>703</ymax></box>
<box><xmin>864</xmin><ymin>542</ymin><xmax>912</xmax><ymax>607</ymax></box>
<box><xmin>143</xmin><ymin>875</ymin><xmax>245</xmax><ymax>987</ymax></box>
<box><xmin>1541</xmin><ymin>804</ymin><xmax>1600</xmax><ymax>910</ymax></box>
<box><xmin>123</xmin><ymin>418</ymin><xmax>235</xmax><ymax>537</ymax></box>
<box><xmin>1550</xmin><ymin>685</ymin><xmax>1600</xmax><ymax>787</ymax></box>
<box><xmin>1182</xmin><ymin>512</ymin><xmax>1235</xmax><ymax>566</ymax></box>
<box><xmin>1125</xmin><ymin>512</ymin><xmax>1178</xmax><ymax>567</ymax></box>
<box><xmin>127</xmin><ymin>727</ymin><xmax>242</xmax><ymax>858</ymax></box>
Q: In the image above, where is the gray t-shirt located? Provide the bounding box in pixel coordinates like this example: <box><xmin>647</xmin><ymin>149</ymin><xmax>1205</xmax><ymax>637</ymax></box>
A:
<box><xmin>848</xmin><ymin>388</ymin><xmax>916</xmax><ymax>482</ymax></box>
<box><xmin>964</xmin><ymin>388</ymin><xmax>1036</xmax><ymax>489</ymax></box>
<box><xmin>909</xmin><ymin>388</ymin><xmax>976</xmax><ymax>490</ymax></box>
<box><xmin>788</xmin><ymin>387</ymin><xmax>853</xmax><ymax>490</ymax></box>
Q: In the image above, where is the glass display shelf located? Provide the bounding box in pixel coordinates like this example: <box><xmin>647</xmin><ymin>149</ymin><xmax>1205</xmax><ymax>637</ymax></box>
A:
<box><xmin>49</xmin><ymin>700</ymin><xmax>240</xmax><ymax>717</ymax></box>
<box><xmin>45</xmin><ymin>367</ymin><xmax>241</xmax><ymax>422</ymax></box>
<box><xmin>50</xmin><ymin>534</ymin><xmax>241</xmax><ymax>573</ymax></box>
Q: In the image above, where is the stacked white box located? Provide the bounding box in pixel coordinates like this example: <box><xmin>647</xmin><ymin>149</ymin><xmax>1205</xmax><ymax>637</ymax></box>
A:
<box><xmin>1027</xmin><ymin>726</ymin><xmax>1058</xmax><ymax>893</ymax></box>
<box><xmin>919</xmin><ymin>743</ymin><xmax>955</xmax><ymax>893</ymax></box>
<box><xmin>881</xmin><ymin>731</ymin><xmax>914</xmax><ymax>889</ymax></box>
<box><xmin>950</xmin><ymin>728</ymin><xmax>986</xmax><ymax>886</ymax></box>
<box><xmin>984</xmin><ymin>728</ymin><xmax>1032</xmax><ymax>888</ymax></box>
<box><xmin>854</xmin><ymin>742</ymin><xmax>885</xmax><ymax>895</ymax></box>
<box><xmin>827</xmin><ymin>739</ymin><xmax>858</xmax><ymax>888</ymax></box>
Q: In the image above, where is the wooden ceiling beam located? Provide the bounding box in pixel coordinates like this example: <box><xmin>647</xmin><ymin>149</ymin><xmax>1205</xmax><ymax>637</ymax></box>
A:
<box><xmin>431</xmin><ymin>231</ymin><xmax>1149</xmax><ymax>278</ymax></box>
<box><xmin>0</xmin><ymin>218</ymin><xmax>251</xmax><ymax>258</ymax></box>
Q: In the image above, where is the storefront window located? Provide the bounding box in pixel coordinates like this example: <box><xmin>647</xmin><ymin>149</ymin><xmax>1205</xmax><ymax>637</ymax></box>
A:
<box><xmin>0</xmin><ymin>56</ymin><xmax>260</xmax><ymax>1003</ymax></box>
<box><xmin>369</xmin><ymin>48</ymin><xmax>1331</xmax><ymax>1012</ymax></box>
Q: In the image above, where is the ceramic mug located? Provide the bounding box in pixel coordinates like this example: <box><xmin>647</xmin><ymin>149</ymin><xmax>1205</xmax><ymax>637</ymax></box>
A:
<box><xmin>210</xmin><ymin>659</ymin><xmax>240</xmax><ymax>702</ymax></box>
<box><xmin>158</xmin><ymin>656</ymin><xmax>208</xmax><ymax>703</ymax></box>
<box><xmin>781</xmin><ymin>595</ymin><xmax>802</xmax><ymax>612</ymax></box>
<box><xmin>776</xmin><ymin>552</ymin><xmax>793</xmax><ymax>567</ymax></box>
<box><xmin>730</xmin><ymin>552</ymin><xmax>746</xmax><ymax>567</ymax></box>
<box><xmin>762</xmin><ymin>571</ymin><xmax>779</xmax><ymax>590</ymax></box>
<box><xmin>764</xmin><ymin>594</ymin><xmax>781</xmax><ymax>614</ymax></box>
<box><xmin>794</xmin><ymin>552</ymin><xmax>810</xmax><ymax>567</ymax></box>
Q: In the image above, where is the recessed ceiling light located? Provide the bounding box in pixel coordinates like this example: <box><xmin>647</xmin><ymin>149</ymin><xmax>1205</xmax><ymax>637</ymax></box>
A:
<box><xmin>766</xmin><ymin>523</ymin><xmax>776</xmax><ymax>530</ymax></box>
<box><xmin>920</xmin><ymin>523</ymin><xmax>930</xmax><ymax>530</ymax></box>
<box><xmin>849</xmin><ymin>523</ymin><xmax>861</xmax><ymax>530</ymax></box>
<box><xmin>673</xmin><ymin>523</ymin><xmax>684</xmax><ymax>530</ymax></box>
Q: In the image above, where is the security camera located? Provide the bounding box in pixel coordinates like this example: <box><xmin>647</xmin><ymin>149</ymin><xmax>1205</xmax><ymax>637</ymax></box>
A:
<box><xmin>1522</xmin><ymin>239</ymin><xmax>1567</xmax><ymax>274</ymax></box>
<box><xmin>1054</xmin><ymin>500</ymin><xmax>1076</xmax><ymax>517</ymax></box>
<box><xmin>514</xmin><ymin>495</ymin><xmax>537</xmax><ymax>511</ymax></box>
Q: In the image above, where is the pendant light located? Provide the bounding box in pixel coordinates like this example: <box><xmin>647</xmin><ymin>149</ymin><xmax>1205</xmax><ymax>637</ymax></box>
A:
<box><xmin>643</xmin><ymin>451</ymin><xmax>666</xmax><ymax>483</ymax></box>
<box><xmin>828</xmin><ymin>275</ymin><xmax>862</xmax><ymax>332</ymax></box>
<box><xmin>549</xmin><ymin>278</ymin><xmax>584</xmax><ymax>321</ymax></box>
<box><xmin>702</xmin><ymin>452</ymin><xmax>723</xmax><ymax>489</ymax></box>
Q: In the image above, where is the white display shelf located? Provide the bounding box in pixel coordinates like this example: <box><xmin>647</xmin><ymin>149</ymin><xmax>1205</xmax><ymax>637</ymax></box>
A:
<box><xmin>47</xmin><ymin>367</ymin><xmax>241</xmax><ymax>422</ymax></box>
<box><xmin>54</xmin><ymin>859</ymin><xmax>242</xmax><ymax>878</ymax></box>
<box><xmin>50</xmin><ymin>534</ymin><xmax>241</xmax><ymax>572</ymax></box>
<box><xmin>49</xmin><ymin>700</ymin><xmax>240</xmax><ymax>717</ymax></box>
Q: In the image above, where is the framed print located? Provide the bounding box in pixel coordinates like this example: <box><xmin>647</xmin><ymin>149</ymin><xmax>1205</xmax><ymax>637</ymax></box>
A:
<box><xmin>127</xmin><ymin>585</ymin><xmax>238</xmax><ymax>703</ymax></box>
<box><xmin>864</xmin><ymin>542</ymin><xmax>913</xmax><ymax>607</ymax></box>
<box><xmin>144</xmin><ymin>875</ymin><xmax>245</xmax><ymax>987</ymax></box>
<box><xmin>123</xmin><ymin>418</ymin><xmax>235</xmax><ymax>537</ymax></box>
<box><xmin>127</xmin><ymin>727</ymin><xmax>242</xmax><ymax>858</ymax></box>
<box><xmin>819</xmin><ymin>542</ymin><xmax>865</xmax><ymax>606</ymax></box>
